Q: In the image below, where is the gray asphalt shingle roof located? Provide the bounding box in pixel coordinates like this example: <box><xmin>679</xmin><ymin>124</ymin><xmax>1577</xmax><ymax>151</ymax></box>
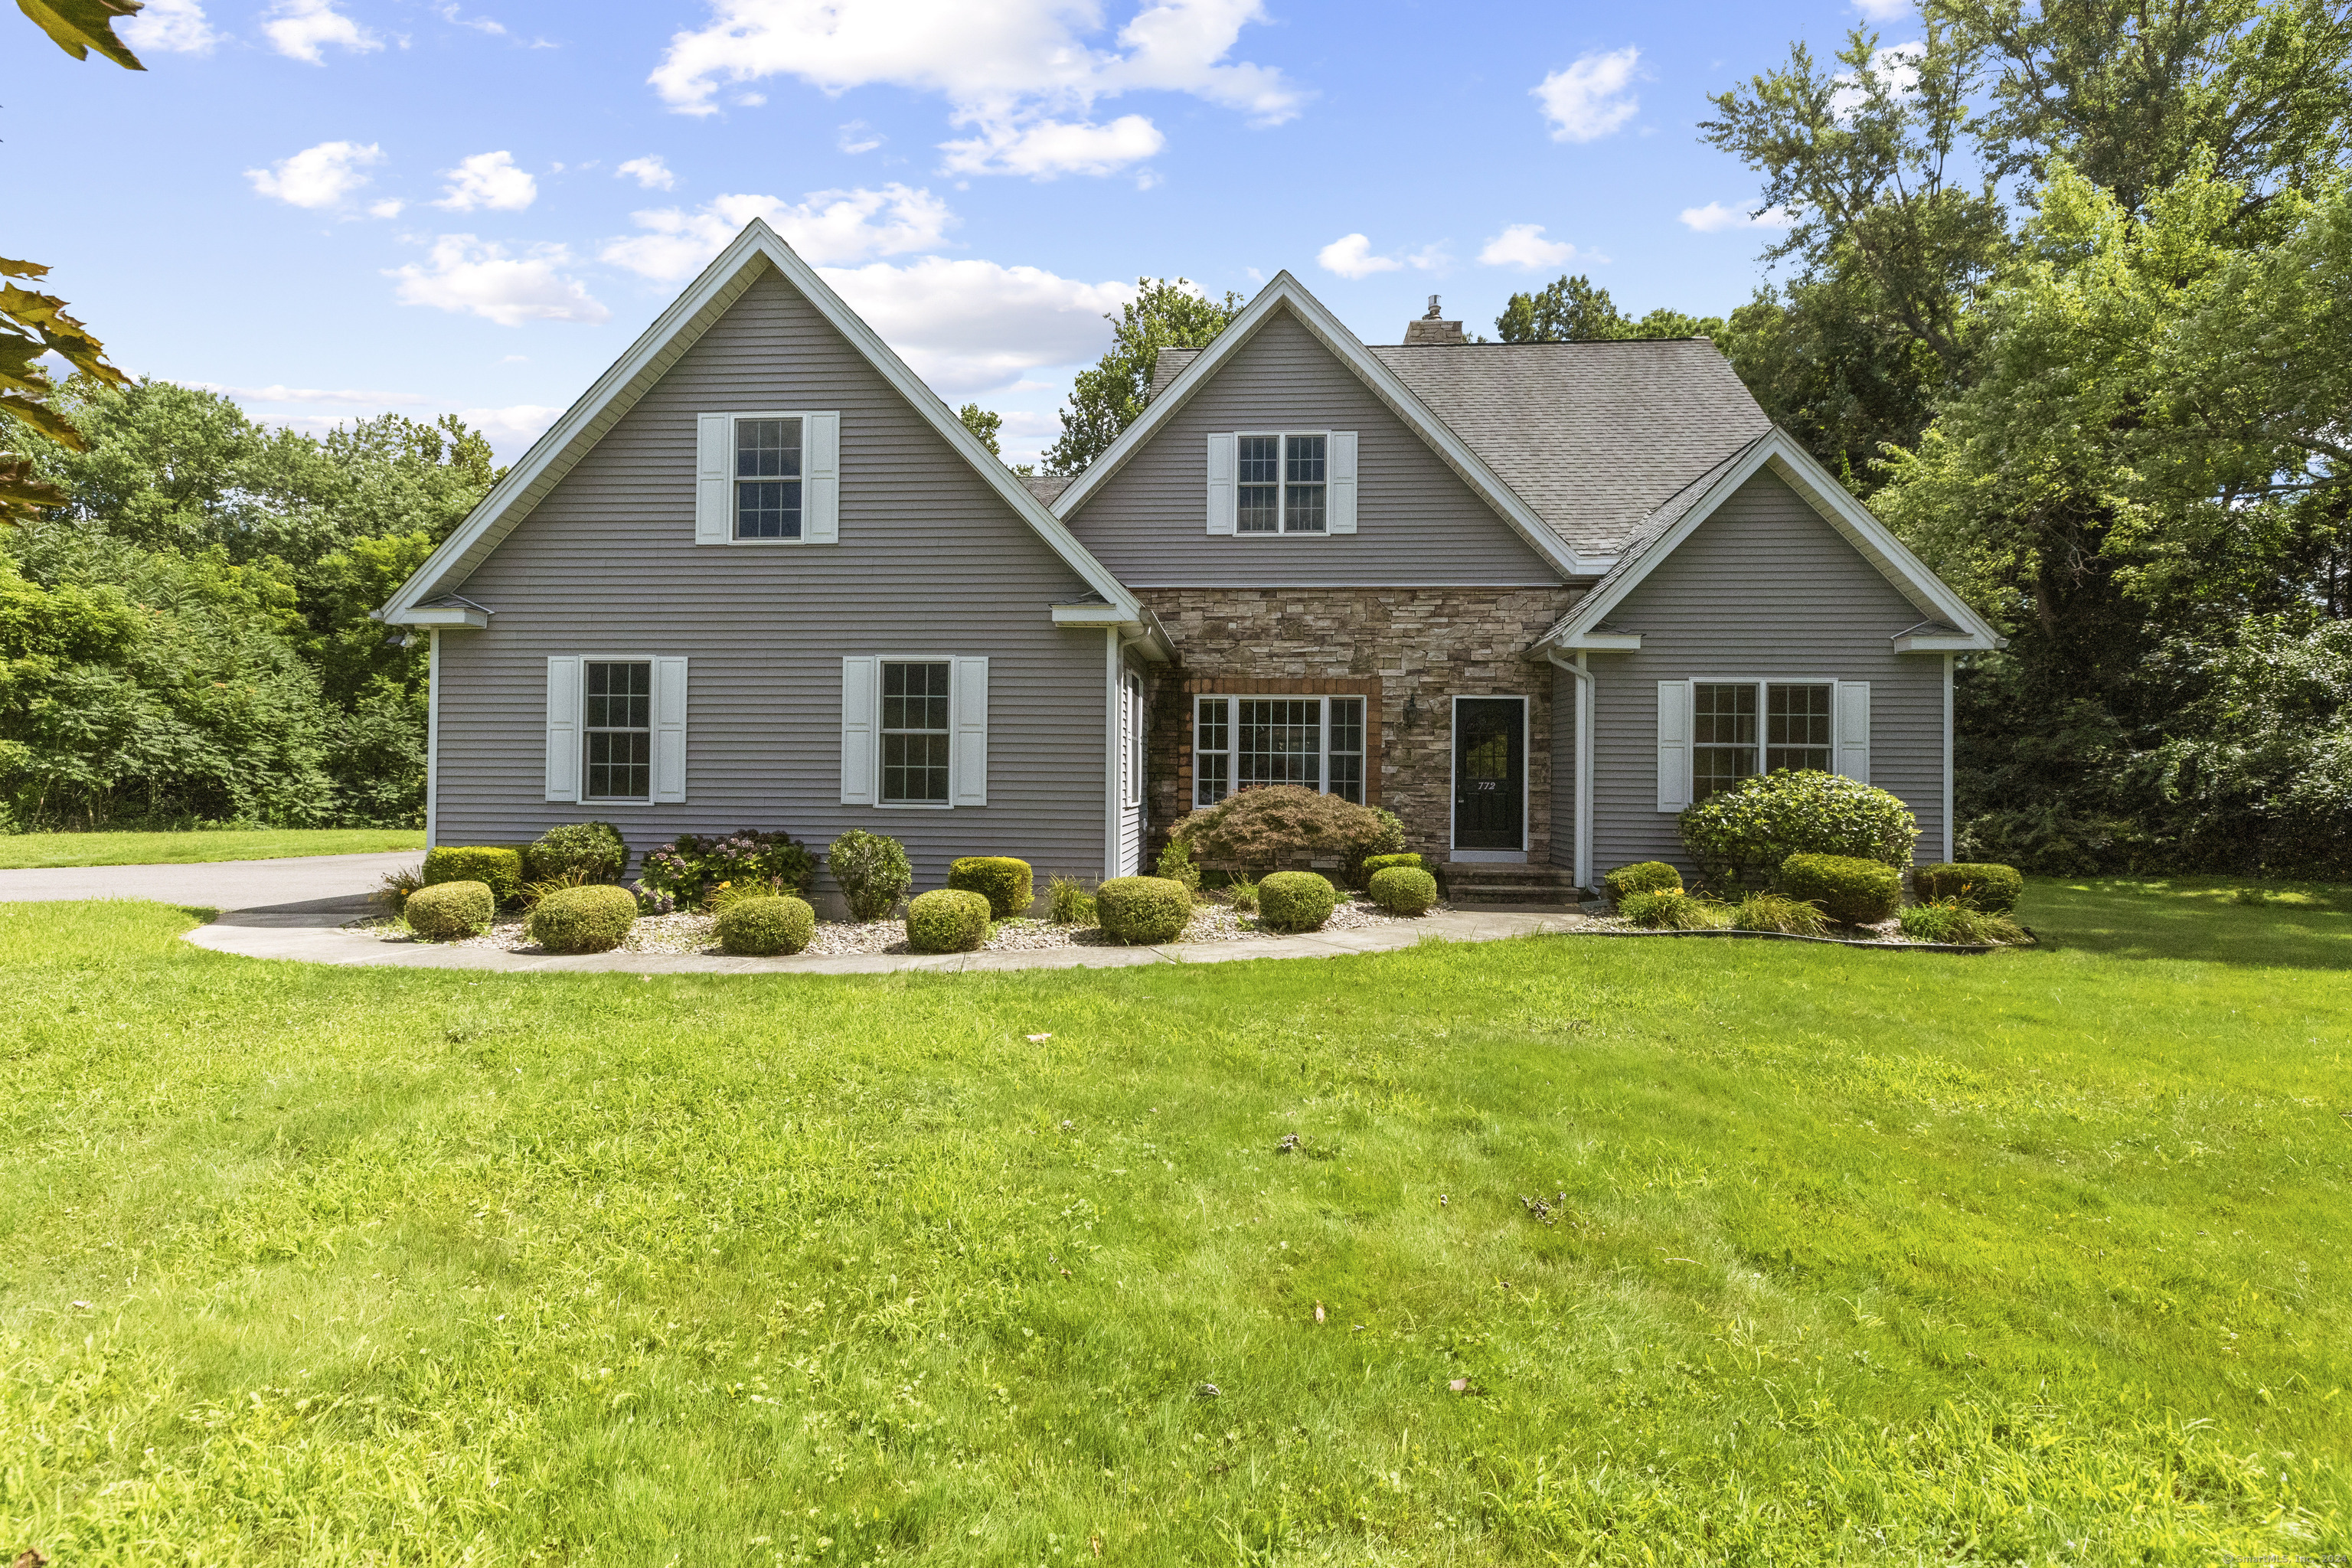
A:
<box><xmin>1368</xmin><ymin>339</ymin><xmax>1772</xmax><ymax>559</ymax></box>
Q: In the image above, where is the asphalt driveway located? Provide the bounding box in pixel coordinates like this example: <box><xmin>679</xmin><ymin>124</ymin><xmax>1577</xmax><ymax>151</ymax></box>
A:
<box><xmin>0</xmin><ymin>850</ymin><xmax>420</xmax><ymax>923</ymax></box>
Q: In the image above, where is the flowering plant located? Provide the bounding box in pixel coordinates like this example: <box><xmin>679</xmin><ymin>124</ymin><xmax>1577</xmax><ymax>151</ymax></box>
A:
<box><xmin>635</xmin><ymin>828</ymin><xmax>818</xmax><ymax>909</ymax></box>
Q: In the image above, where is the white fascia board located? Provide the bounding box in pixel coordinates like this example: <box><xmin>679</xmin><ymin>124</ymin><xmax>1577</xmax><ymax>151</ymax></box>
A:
<box><xmin>379</xmin><ymin>219</ymin><xmax>1142</xmax><ymax>626</ymax></box>
<box><xmin>1553</xmin><ymin>631</ymin><xmax>1642</xmax><ymax>650</ymax></box>
<box><xmin>1051</xmin><ymin>602</ymin><xmax>1172</xmax><ymax>662</ymax></box>
<box><xmin>1537</xmin><ymin>429</ymin><xmax>2006</xmax><ymax>652</ymax></box>
<box><xmin>1893</xmin><ymin>632</ymin><xmax>1983</xmax><ymax>652</ymax></box>
<box><xmin>386</xmin><ymin>605</ymin><xmax>489</xmax><ymax>629</ymax></box>
<box><xmin>1046</xmin><ymin>272</ymin><xmax>1592</xmax><ymax>580</ymax></box>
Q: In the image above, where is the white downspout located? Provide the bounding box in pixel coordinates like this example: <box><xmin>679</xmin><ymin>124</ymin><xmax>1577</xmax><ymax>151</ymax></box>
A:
<box><xmin>1102</xmin><ymin>628</ymin><xmax>1120</xmax><ymax>880</ymax></box>
<box><xmin>1544</xmin><ymin>648</ymin><xmax>1593</xmax><ymax>893</ymax></box>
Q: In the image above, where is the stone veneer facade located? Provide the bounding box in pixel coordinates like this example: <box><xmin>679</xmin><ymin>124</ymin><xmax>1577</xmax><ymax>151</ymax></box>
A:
<box><xmin>1136</xmin><ymin>586</ymin><xmax>1583</xmax><ymax>864</ymax></box>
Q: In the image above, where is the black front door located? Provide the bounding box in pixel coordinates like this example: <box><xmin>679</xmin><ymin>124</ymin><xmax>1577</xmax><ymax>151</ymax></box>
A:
<box><xmin>1453</xmin><ymin>698</ymin><xmax>1524</xmax><ymax>851</ymax></box>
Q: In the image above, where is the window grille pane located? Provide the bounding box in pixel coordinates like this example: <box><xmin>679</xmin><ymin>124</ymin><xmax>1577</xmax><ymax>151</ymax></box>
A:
<box><xmin>736</xmin><ymin>478</ymin><xmax>802</xmax><ymax>539</ymax></box>
<box><xmin>1194</xmin><ymin>697</ymin><xmax>1230</xmax><ymax>806</ymax></box>
<box><xmin>1236</xmin><ymin>436</ymin><xmax>1280</xmax><ymax>533</ymax></box>
<box><xmin>582</xmin><ymin>661</ymin><xmax>653</xmax><ymax>800</ymax></box>
<box><xmin>880</xmin><ymin>661</ymin><xmax>952</xmax><ymax>802</ymax></box>
<box><xmin>1283</xmin><ymin>435</ymin><xmax>1327</xmax><ymax>533</ymax></box>
<box><xmin>1692</xmin><ymin>682</ymin><xmax>1757</xmax><ymax>802</ymax></box>
<box><xmin>1766</xmin><ymin>683</ymin><xmax>1834</xmax><ymax>773</ymax></box>
<box><xmin>1238</xmin><ymin>698</ymin><xmax>1321</xmax><ymax>789</ymax></box>
<box><xmin>737</xmin><ymin>418</ymin><xmax>800</xmax><ymax>477</ymax></box>
<box><xmin>1196</xmin><ymin>752</ymin><xmax>1230</xmax><ymax>806</ymax></box>
<box><xmin>1327</xmin><ymin>697</ymin><xmax>1364</xmax><ymax>802</ymax></box>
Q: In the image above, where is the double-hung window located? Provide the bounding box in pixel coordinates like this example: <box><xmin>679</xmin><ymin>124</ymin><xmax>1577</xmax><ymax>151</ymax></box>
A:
<box><xmin>1237</xmin><ymin>433</ymin><xmax>1327</xmax><ymax>534</ymax></box>
<box><xmin>545</xmin><ymin>655</ymin><xmax>686</xmax><ymax>805</ymax></box>
<box><xmin>733</xmin><ymin>416</ymin><xmax>802</xmax><ymax>539</ymax></box>
<box><xmin>1691</xmin><ymin>681</ymin><xmax>1835</xmax><ymax>801</ymax></box>
<box><xmin>880</xmin><ymin>660</ymin><xmax>952</xmax><ymax>804</ymax></box>
<box><xmin>1192</xmin><ymin>694</ymin><xmax>1367</xmax><ymax>806</ymax></box>
<box><xmin>583</xmin><ymin>660</ymin><xmax>652</xmax><ymax>801</ymax></box>
<box><xmin>840</xmin><ymin>655</ymin><xmax>988</xmax><ymax>808</ymax></box>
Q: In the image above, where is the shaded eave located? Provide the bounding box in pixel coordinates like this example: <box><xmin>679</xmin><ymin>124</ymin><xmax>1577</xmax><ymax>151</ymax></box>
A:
<box><xmin>375</xmin><ymin>220</ymin><xmax>1143</xmax><ymax>627</ymax></box>
<box><xmin>1535</xmin><ymin>429</ymin><xmax>2007</xmax><ymax>652</ymax></box>
<box><xmin>1044</xmin><ymin>272</ymin><xmax>1602</xmax><ymax>581</ymax></box>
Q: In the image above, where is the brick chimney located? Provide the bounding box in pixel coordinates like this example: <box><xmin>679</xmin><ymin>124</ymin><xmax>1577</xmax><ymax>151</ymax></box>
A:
<box><xmin>1403</xmin><ymin>293</ymin><xmax>1464</xmax><ymax>345</ymax></box>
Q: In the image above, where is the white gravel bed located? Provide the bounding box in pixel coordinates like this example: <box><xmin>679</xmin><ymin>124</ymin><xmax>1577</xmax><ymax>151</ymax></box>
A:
<box><xmin>363</xmin><ymin>893</ymin><xmax>1461</xmax><ymax>956</ymax></box>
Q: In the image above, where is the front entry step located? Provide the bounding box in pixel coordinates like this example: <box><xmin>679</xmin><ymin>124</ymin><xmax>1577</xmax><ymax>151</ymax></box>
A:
<box><xmin>1440</xmin><ymin>861</ymin><xmax>1588</xmax><ymax>908</ymax></box>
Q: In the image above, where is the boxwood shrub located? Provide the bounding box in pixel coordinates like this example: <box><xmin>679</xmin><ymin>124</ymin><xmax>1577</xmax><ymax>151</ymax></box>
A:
<box><xmin>1679</xmin><ymin>770</ymin><xmax>1917</xmax><ymax>884</ymax></box>
<box><xmin>1777</xmin><ymin>853</ymin><xmax>1902</xmax><ymax>926</ymax></box>
<box><xmin>527</xmin><ymin>884</ymin><xmax>638</xmax><ymax>954</ymax></box>
<box><xmin>1367</xmin><ymin>865</ymin><xmax>1438</xmax><ymax>915</ymax></box>
<box><xmin>1359</xmin><ymin>852</ymin><xmax>1426</xmax><ymax>884</ymax></box>
<box><xmin>906</xmin><ymin>888</ymin><xmax>991</xmax><ymax>953</ymax></box>
<box><xmin>1914</xmin><ymin>861</ymin><xmax>2024</xmax><ymax>913</ymax></box>
<box><xmin>1258</xmin><ymin>871</ymin><xmax>1338</xmax><ymax>933</ymax></box>
<box><xmin>423</xmin><ymin>845</ymin><xmax>524</xmax><ymax>906</ymax></box>
<box><xmin>946</xmin><ymin>856</ymin><xmax>1034</xmax><ymax>917</ymax></box>
<box><xmin>1096</xmin><ymin>876</ymin><xmax>1194</xmax><ymax>944</ymax></box>
<box><xmin>1603</xmin><ymin>861</ymin><xmax>1681</xmax><ymax>901</ymax></box>
<box><xmin>403</xmin><ymin>880</ymin><xmax>493</xmax><ymax>940</ymax></box>
<box><xmin>715</xmin><ymin>894</ymin><xmax>816</xmax><ymax>956</ymax></box>
<box><xmin>827</xmin><ymin>828</ymin><xmax>913</xmax><ymax>920</ymax></box>
<box><xmin>524</xmin><ymin>821</ymin><xmax>627</xmax><ymax>884</ymax></box>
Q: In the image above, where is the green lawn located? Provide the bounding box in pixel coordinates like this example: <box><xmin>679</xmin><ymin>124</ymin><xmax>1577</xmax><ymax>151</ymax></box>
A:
<box><xmin>2</xmin><ymin>879</ymin><xmax>2345</xmax><ymax>1564</ymax></box>
<box><xmin>0</xmin><ymin>828</ymin><xmax>426</xmax><ymax>871</ymax></box>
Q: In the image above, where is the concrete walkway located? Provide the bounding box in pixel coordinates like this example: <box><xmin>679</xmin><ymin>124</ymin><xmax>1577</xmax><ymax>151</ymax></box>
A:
<box><xmin>0</xmin><ymin>850</ymin><xmax>415</xmax><ymax>920</ymax></box>
<box><xmin>182</xmin><ymin>903</ymin><xmax>1593</xmax><ymax>975</ymax></box>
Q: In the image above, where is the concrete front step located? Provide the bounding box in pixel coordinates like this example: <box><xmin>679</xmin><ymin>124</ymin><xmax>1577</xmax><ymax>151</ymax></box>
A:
<box><xmin>1439</xmin><ymin>861</ymin><xmax>1589</xmax><ymax>906</ymax></box>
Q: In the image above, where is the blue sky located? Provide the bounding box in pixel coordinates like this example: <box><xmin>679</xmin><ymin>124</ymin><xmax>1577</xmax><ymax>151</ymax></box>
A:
<box><xmin>15</xmin><ymin>0</ymin><xmax>1912</xmax><ymax>466</ymax></box>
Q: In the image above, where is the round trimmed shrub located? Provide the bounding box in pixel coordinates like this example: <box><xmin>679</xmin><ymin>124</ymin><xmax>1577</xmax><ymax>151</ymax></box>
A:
<box><xmin>946</xmin><ymin>856</ymin><xmax>1034</xmax><ymax>917</ymax></box>
<box><xmin>1678</xmin><ymin>770</ymin><xmax>1918</xmax><ymax>885</ymax></box>
<box><xmin>1096</xmin><ymin>876</ymin><xmax>1194</xmax><ymax>944</ymax></box>
<box><xmin>1359</xmin><ymin>852</ymin><xmax>1426</xmax><ymax>886</ymax></box>
<box><xmin>906</xmin><ymin>887</ymin><xmax>991</xmax><ymax>953</ymax></box>
<box><xmin>716</xmin><ymin>894</ymin><xmax>815</xmax><ymax>956</ymax></box>
<box><xmin>1604</xmin><ymin>861</ymin><xmax>1682</xmax><ymax>901</ymax></box>
<box><xmin>525</xmin><ymin>820</ymin><xmax>627</xmax><ymax>883</ymax></box>
<box><xmin>1915</xmin><ymin>861</ymin><xmax>2024</xmax><ymax>913</ymax></box>
<box><xmin>1777</xmin><ymin>853</ymin><xmax>1902</xmax><ymax>926</ymax></box>
<box><xmin>423</xmin><ymin>845</ymin><xmax>524</xmax><ymax>906</ymax></box>
<box><xmin>404</xmin><ymin>879</ymin><xmax>493</xmax><ymax>940</ymax></box>
<box><xmin>827</xmin><ymin>828</ymin><xmax>913</xmax><ymax>920</ymax></box>
<box><xmin>1258</xmin><ymin>871</ymin><xmax>1338</xmax><ymax>933</ymax></box>
<box><xmin>1367</xmin><ymin>865</ymin><xmax>1438</xmax><ymax>915</ymax></box>
<box><xmin>527</xmin><ymin>884</ymin><xmax>639</xmax><ymax>954</ymax></box>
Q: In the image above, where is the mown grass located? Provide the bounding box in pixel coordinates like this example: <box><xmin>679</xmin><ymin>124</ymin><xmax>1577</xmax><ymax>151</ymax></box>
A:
<box><xmin>0</xmin><ymin>828</ymin><xmax>425</xmax><ymax>871</ymax></box>
<box><xmin>1</xmin><ymin>877</ymin><xmax>2345</xmax><ymax>1564</ymax></box>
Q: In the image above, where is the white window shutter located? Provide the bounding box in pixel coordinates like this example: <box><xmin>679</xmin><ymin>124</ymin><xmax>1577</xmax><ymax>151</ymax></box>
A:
<box><xmin>544</xmin><ymin>656</ymin><xmax>581</xmax><ymax>802</ymax></box>
<box><xmin>1205</xmin><ymin>432</ymin><xmax>1235</xmax><ymax>534</ymax></box>
<box><xmin>840</xmin><ymin>656</ymin><xmax>877</xmax><ymax>805</ymax></box>
<box><xmin>1327</xmin><ymin>430</ymin><xmax>1359</xmax><ymax>534</ymax></box>
<box><xmin>803</xmin><ymin>411</ymin><xmax>840</xmax><ymax>543</ymax></box>
<box><xmin>696</xmin><ymin>413</ymin><xmax>731</xmax><ymax>544</ymax></box>
<box><xmin>652</xmin><ymin>656</ymin><xmax>688</xmax><ymax>803</ymax></box>
<box><xmin>1655</xmin><ymin>679</ymin><xmax>1690</xmax><ymax>812</ymax></box>
<box><xmin>1835</xmin><ymin>680</ymin><xmax>1871</xmax><ymax>784</ymax></box>
<box><xmin>953</xmin><ymin>655</ymin><xmax>990</xmax><ymax>806</ymax></box>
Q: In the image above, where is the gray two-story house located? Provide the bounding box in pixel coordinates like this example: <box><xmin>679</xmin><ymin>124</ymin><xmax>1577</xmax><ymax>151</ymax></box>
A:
<box><xmin>378</xmin><ymin>220</ymin><xmax>2001</xmax><ymax>905</ymax></box>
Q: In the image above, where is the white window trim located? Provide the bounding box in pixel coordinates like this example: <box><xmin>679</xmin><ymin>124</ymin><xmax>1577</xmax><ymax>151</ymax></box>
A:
<box><xmin>1678</xmin><ymin>676</ymin><xmax>1860</xmax><ymax>806</ymax></box>
<box><xmin>1448</xmin><ymin>694</ymin><xmax>1530</xmax><ymax>861</ymax></box>
<box><xmin>1232</xmin><ymin>430</ymin><xmax>1333</xmax><ymax>537</ymax></box>
<box><xmin>867</xmin><ymin>654</ymin><xmax>974</xmax><ymax>811</ymax></box>
<box><xmin>698</xmin><ymin>409</ymin><xmax>841</xmax><ymax>547</ymax></box>
<box><xmin>1122</xmin><ymin>670</ymin><xmax>1145</xmax><ymax>808</ymax></box>
<box><xmin>576</xmin><ymin>652</ymin><xmax>663</xmax><ymax>806</ymax></box>
<box><xmin>1191</xmin><ymin>693</ymin><xmax>1367</xmax><ymax>808</ymax></box>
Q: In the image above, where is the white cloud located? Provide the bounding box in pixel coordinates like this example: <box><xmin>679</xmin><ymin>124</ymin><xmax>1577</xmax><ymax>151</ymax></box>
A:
<box><xmin>1831</xmin><ymin>41</ymin><xmax>1926</xmax><ymax>118</ymax></box>
<box><xmin>388</xmin><ymin>236</ymin><xmax>609</xmax><ymax>325</ymax></box>
<box><xmin>1678</xmin><ymin>201</ymin><xmax>1795</xmax><ymax>234</ymax></box>
<box><xmin>818</xmin><ymin>256</ymin><xmax>1135</xmax><ymax>391</ymax></box>
<box><xmin>647</xmin><ymin>0</ymin><xmax>1304</xmax><ymax>178</ymax></box>
<box><xmin>1854</xmin><ymin>0</ymin><xmax>1913</xmax><ymax>18</ymax></box>
<box><xmin>1317</xmin><ymin>234</ymin><xmax>1401</xmax><ymax>279</ymax></box>
<box><xmin>939</xmin><ymin>114</ymin><xmax>1164</xmax><ymax>178</ymax></box>
<box><xmin>1478</xmin><ymin>223</ymin><xmax>1585</xmax><ymax>270</ymax></box>
<box><xmin>246</xmin><ymin>139</ymin><xmax>385</xmax><ymax>210</ymax></box>
<box><xmin>436</xmin><ymin>151</ymin><xmax>539</xmax><ymax>212</ymax></box>
<box><xmin>616</xmin><ymin>155</ymin><xmax>676</xmax><ymax>190</ymax></box>
<box><xmin>368</xmin><ymin>198</ymin><xmax>405</xmax><ymax>218</ymax></box>
<box><xmin>121</xmin><ymin>0</ymin><xmax>220</xmax><ymax>53</ymax></box>
<box><xmin>457</xmin><ymin>402</ymin><xmax>564</xmax><ymax>450</ymax></box>
<box><xmin>435</xmin><ymin>2</ymin><xmax>506</xmax><ymax>34</ymax></box>
<box><xmin>600</xmin><ymin>185</ymin><xmax>956</xmax><ymax>280</ymax></box>
<box><xmin>838</xmin><ymin>120</ymin><xmax>884</xmax><ymax>153</ymax></box>
<box><xmin>200</xmin><ymin>382</ymin><xmax>435</xmax><ymax>407</ymax></box>
<box><xmin>1533</xmin><ymin>46</ymin><xmax>1641</xmax><ymax>142</ymax></box>
<box><xmin>263</xmin><ymin>0</ymin><xmax>381</xmax><ymax>63</ymax></box>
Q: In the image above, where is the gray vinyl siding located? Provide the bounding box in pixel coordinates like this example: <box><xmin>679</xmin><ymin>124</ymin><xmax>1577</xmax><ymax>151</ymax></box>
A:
<box><xmin>1586</xmin><ymin>469</ymin><xmax>1947</xmax><ymax>880</ymax></box>
<box><xmin>432</xmin><ymin>266</ymin><xmax>1109</xmax><ymax>903</ymax></box>
<box><xmin>1063</xmin><ymin>310</ymin><xmax>1566</xmax><ymax>586</ymax></box>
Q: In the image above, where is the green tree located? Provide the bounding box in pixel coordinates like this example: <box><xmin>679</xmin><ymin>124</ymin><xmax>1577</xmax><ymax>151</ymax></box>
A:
<box><xmin>956</xmin><ymin>403</ymin><xmax>1003</xmax><ymax>456</ymax></box>
<box><xmin>1041</xmin><ymin>279</ymin><xmax>1243</xmax><ymax>476</ymax></box>
<box><xmin>1495</xmin><ymin>275</ymin><xmax>1722</xmax><ymax>342</ymax></box>
<box><xmin>1714</xmin><ymin>279</ymin><xmax>1942</xmax><ymax>487</ymax></box>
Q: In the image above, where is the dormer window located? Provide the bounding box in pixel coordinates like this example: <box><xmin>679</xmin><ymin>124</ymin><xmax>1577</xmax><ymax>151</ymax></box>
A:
<box><xmin>1237</xmin><ymin>433</ymin><xmax>1326</xmax><ymax>534</ymax></box>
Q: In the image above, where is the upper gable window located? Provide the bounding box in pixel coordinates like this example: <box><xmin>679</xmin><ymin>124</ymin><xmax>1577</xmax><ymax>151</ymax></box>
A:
<box><xmin>1207</xmin><ymin>430</ymin><xmax>1357</xmax><ymax>537</ymax></box>
<box><xmin>697</xmin><ymin>410</ymin><xmax>839</xmax><ymax>545</ymax></box>
<box><xmin>733</xmin><ymin>417</ymin><xmax>802</xmax><ymax>539</ymax></box>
